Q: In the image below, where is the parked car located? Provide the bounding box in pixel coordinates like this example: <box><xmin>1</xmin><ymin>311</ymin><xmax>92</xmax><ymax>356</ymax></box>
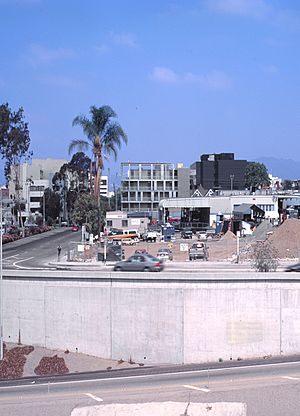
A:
<box><xmin>285</xmin><ymin>263</ymin><xmax>300</xmax><ymax>272</ymax></box>
<box><xmin>142</xmin><ymin>231</ymin><xmax>160</xmax><ymax>242</ymax></box>
<box><xmin>189</xmin><ymin>242</ymin><xmax>209</xmax><ymax>261</ymax></box>
<box><xmin>72</xmin><ymin>225</ymin><xmax>79</xmax><ymax>232</ymax></box>
<box><xmin>181</xmin><ymin>230</ymin><xmax>193</xmax><ymax>239</ymax></box>
<box><xmin>135</xmin><ymin>249</ymin><xmax>148</xmax><ymax>254</ymax></box>
<box><xmin>157</xmin><ymin>247</ymin><xmax>173</xmax><ymax>261</ymax></box>
<box><xmin>197</xmin><ymin>231</ymin><xmax>207</xmax><ymax>241</ymax></box>
<box><xmin>113</xmin><ymin>253</ymin><xmax>164</xmax><ymax>272</ymax></box>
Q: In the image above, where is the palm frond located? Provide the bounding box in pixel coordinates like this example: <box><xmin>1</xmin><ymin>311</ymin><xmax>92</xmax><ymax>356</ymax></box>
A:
<box><xmin>103</xmin><ymin>122</ymin><xmax>128</xmax><ymax>146</ymax></box>
<box><xmin>104</xmin><ymin>142</ymin><xmax>118</xmax><ymax>161</ymax></box>
<box><xmin>90</xmin><ymin>105</ymin><xmax>117</xmax><ymax>135</ymax></box>
<box><xmin>102</xmin><ymin>122</ymin><xmax>127</xmax><ymax>161</ymax></box>
<box><xmin>68</xmin><ymin>139</ymin><xmax>90</xmax><ymax>155</ymax></box>
<box><xmin>72</xmin><ymin>115</ymin><xmax>96</xmax><ymax>141</ymax></box>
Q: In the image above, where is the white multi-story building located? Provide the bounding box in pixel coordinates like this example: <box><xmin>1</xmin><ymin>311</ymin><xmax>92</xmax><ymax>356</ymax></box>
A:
<box><xmin>9</xmin><ymin>159</ymin><xmax>67</xmax><ymax>220</ymax></box>
<box><xmin>120</xmin><ymin>162</ymin><xmax>190</xmax><ymax>217</ymax></box>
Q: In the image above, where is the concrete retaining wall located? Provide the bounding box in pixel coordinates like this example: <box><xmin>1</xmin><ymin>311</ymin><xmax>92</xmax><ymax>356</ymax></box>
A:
<box><xmin>3</xmin><ymin>274</ymin><xmax>300</xmax><ymax>364</ymax></box>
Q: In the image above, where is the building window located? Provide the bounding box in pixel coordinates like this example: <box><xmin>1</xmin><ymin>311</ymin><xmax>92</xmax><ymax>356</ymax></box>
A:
<box><xmin>106</xmin><ymin>220</ymin><xmax>113</xmax><ymax>227</ymax></box>
<box><xmin>258</xmin><ymin>204</ymin><xmax>275</xmax><ymax>212</ymax></box>
<box><xmin>122</xmin><ymin>220</ymin><xmax>128</xmax><ymax>227</ymax></box>
<box><xmin>30</xmin><ymin>186</ymin><xmax>45</xmax><ymax>191</ymax></box>
<box><xmin>40</xmin><ymin>170</ymin><xmax>44</xmax><ymax>180</ymax></box>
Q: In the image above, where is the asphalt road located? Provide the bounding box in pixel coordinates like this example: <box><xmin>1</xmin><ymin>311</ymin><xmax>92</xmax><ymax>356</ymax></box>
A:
<box><xmin>1</xmin><ymin>361</ymin><xmax>300</xmax><ymax>415</ymax></box>
<box><xmin>2</xmin><ymin>229</ymin><xmax>289</xmax><ymax>272</ymax></box>
<box><xmin>2</xmin><ymin>228</ymin><xmax>81</xmax><ymax>269</ymax></box>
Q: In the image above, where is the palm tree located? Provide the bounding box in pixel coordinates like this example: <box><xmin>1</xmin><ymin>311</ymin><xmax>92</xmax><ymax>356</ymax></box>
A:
<box><xmin>69</xmin><ymin>105</ymin><xmax>127</xmax><ymax>231</ymax></box>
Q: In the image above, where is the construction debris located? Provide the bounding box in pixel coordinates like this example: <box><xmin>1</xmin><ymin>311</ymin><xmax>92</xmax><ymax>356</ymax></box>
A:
<box><xmin>0</xmin><ymin>343</ymin><xmax>34</xmax><ymax>379</ymax></box>
<box><xmin>34</xmin><ymin>354</ymin><xmax>69</xmax><ymax>376</ymax></box>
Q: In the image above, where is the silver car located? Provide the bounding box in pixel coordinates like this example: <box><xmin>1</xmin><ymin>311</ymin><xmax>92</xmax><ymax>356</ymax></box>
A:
<box><xmin>113</xmin><ymin>253</ymin><xmax>164</xmax><ymax>272</ymax></box>
<box><xmin>157</xmin><ymin>248</ymin><xmax>173</xmax><ymax>261</ymax></box>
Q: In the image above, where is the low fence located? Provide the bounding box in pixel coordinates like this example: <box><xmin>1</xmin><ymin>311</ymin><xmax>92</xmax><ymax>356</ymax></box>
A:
<box><xmin>68</xmin><ymin>241</ymin><xmax>123</xmax><ymax>262</ymax></box>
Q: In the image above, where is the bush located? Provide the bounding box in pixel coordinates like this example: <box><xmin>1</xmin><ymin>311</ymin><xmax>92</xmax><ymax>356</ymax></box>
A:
<box><xmin>252</xmin><ymin>241</ymin><xmax>279</xmax><ymax>272</ymax></box>
<box><xmin>47</xmin><ymin>217</ymin><xmax>54</xmax><ymax>226</ymax></box>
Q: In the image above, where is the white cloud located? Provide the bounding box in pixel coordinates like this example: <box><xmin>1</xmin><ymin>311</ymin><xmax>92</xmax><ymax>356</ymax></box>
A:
<box><xmin>205</xmin><ymin>0</ymin><xmax>269</xmax><ymax>18</ymax></box>
<box><xmin>151</xmin><ymin>66</ymin><xmax>232</xmax><ymax>90</ymax></box>
<box><xmin>184</xmin><ymin>70</ymin><xmax>232</xmax><ymax>89</ymax></box>
<box><xmin>110</xmin><ymin>32</ymin><xmax>138</xmax><ymax>48</ymax></box>
<box><xmin>27</xmin><ymin>44</ymin><xmax>76</xmax><ymax>65</ymax></box>
<box><xmin>151</xmin><ymin>67</ymin><xmax>179</xmax><ymax>83</ymax></box>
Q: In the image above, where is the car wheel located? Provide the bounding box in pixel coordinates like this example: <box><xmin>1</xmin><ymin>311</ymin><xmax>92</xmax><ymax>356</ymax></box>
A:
<box><xmin>114</xmin><ymin>266</ymin><xmax>123</xmax><ymax>271</ymax></box>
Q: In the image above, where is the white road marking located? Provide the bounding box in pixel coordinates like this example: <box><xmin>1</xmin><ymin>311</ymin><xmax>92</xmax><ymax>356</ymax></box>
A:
<box><xmin>13</xmin><ymin>257</ymin><xmax>34</xmax><ymax>269</ymax></box>
<box><xmin>183</xmin><ymin>384</ymin><xmax>210</xmax><ymax>392</ymax></box>
<box><xmin>4</xmin><ymin>254</ymin><xmax>20</xmax><ymax>259</ymax></box>
<box><xmin>85</xmin><ymin>393</ymin><xmax>103</xmax><ymax>402</ymax></box>
<box><xmin>2</xmin><ymin>360</ymin><xmax>300</xmax><ymax>390</ymax></box>
<box><xmin>282</xmin><ymin>376</ymin><xmax>300</xmax><ymax>380</ymax></box>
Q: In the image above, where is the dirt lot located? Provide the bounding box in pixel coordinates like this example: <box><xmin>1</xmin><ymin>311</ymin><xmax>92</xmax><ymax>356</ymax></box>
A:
<box><xmin>124</xmin><ymin>232</ymin><xmax>249</xmax><ymax>262</ymax></box>
<box><xmin>123</xmin><ymin>219</ymin><xmax>300</xmax><ymax>262</ymax></box>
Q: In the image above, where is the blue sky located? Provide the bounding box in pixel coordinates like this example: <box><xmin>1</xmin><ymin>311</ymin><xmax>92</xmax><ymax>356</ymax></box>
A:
<box><xmin>0</xmin><ymin>0</ymin><xmax>300</xmax><ymax>183</ymax></box>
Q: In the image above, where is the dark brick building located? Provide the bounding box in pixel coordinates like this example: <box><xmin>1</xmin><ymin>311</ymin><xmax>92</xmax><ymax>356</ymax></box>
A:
<box><xmin>191</xmin><ymin>153</ymin><xmax>248</xmax><ymax>191</ymax></box>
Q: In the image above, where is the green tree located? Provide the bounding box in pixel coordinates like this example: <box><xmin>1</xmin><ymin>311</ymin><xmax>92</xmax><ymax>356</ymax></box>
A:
<box><xmin>52</xmin><ymin>152</ymin><xmax>92</xmax><ymax>223</ymax></box>
<box><xmin>71</xmin><ymin>192</ymin><xmax>99</xmax><ymax>234</ymax></box>
<box><xmin>245</xmin><ymin>162</ymin><xmax>270</xmax><ymax>191</ymax></box>
<box><xmin>252</xmin><ymin>241</ymin><xmax>279</xmax><ymax>272</ymax></box>
<box><xmin>69</xmin><ymin>105</ymin><xmax>127</xmax><ymax>231</ymax></box>
<box><xmin>282</xmin><ymin>180</ymin><xmax>293</xmax><ymax>190</ymax></box>
<box><xmin>43</xmin><ymin>188</ymin><xmax>60</xmax><ymax>223</ymax></box>
<box><xmin>68</xmin><ymin>151</ymin><xmax>91</xmax><ymax>192</ymax></box>
<box><xmin>0</xmin><ymin>103</ymin><xmax>32</xmax><ymax>231</ymax></box>
<box><xmin>0</xmin><ymin>103</ymin><xmax>32</xmax><ymax>182</ymax></box>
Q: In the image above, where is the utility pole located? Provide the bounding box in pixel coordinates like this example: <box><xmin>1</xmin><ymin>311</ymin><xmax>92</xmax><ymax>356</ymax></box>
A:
<box><xmin>43</xmin><ymin>191</ymin><xmax>46</xmax><ymax>225</ymax></box>
<box><xmin>0</xmin><ymin>191</ymin><xmax>3</xmax><ymax>360</ymax></box>
<box><xmin>108</xmin><ymin>168</ymin><xmax>111</xmax><ymax>210</ymax></box>
<box><xmin>113</xmin><ymin>183</ymin><xmax>117</xmax><ymax>211</ymax></box>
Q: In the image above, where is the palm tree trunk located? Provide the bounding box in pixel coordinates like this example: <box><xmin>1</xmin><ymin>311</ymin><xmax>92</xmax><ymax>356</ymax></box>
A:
<box><xmin>89</xmin><ymin>160</ymin><xmax>93</xmax><ymax>194</ymax></box>
<box><xmin>94</xmin><ymin>154</ymin><xmax>102</xmax><ymax>236</ymax></box>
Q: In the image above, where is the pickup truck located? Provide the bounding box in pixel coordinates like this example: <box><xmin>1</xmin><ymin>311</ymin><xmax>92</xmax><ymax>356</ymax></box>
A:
<box><xmin>189</xmin><ymin>242</ymin><xmax>209</xmax><ymax>261</ymax></box>
<box><xmin>142</xmin><ymin>231</ymin><xmax>160</xmax><ymax>243</ymax></box>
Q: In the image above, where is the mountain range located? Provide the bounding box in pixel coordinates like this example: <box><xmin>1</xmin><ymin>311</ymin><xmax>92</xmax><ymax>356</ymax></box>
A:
<box><xmin>256</xmin><ymin>157</ymin><xmax>300</xmax><ymax>180</ymax></box>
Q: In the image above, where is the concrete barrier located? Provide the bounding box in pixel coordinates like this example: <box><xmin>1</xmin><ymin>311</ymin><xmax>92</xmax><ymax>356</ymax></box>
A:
<box><xmin>3</xmin><ymin>272</ymin><xmax>300</xmax><ymax>364</ymax></box>
<box><xmin>71</xmin><ymin>402</ymin><xmax>247</xmax><ymax>416</ymax></box>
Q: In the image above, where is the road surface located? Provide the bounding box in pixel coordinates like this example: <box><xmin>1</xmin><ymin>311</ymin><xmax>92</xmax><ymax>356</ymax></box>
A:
<box><xmin>2</xmin><ymin>229</ymin><xmax>290</xmax><ymax>272</ymax></box>
<box><xmin>1</xmin><ymin>361</ymin><xmax>300</xmax><ymax>415</ymax></box>
<box><xmin>2</xmin><ymin>228</ymin><xmax>81</xmax><ymax>269</ymax></box>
